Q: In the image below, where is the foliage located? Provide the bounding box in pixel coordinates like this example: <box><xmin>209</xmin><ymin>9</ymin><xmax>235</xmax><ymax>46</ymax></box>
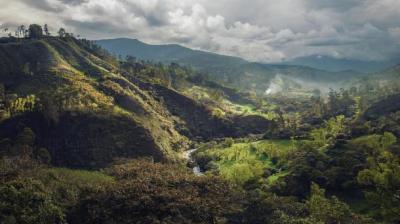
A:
<box><xmin>28</xmin><ymin>24</ymin><xmax>43</xmax><ymax>39</ymax></box>
<box><xmin>6</xmin><ymin>95</ymin><xmax>36</xmax><ymax>116</ymax></box>
<box><xmin>240</xmin><ymin>193</ymin><xmax>308</xmax><ymax>224</ymax></box>
<box><xmin>0</xmin><ymin>156</ymin><xmax>114</xmax><ymax>223</ymax></box>
<box><xmin>275</xmin><ymin>144</ymin><xmax>330</xmax><ymax>198</ymax></box>
<box><xmin>195</xmin><ymin>139</ymin><xmax>294</xmax><ymax>185</ymax></box>
<box><xmin>70</xmin><ymin>159</ymin><xmax>242</xmax><ymax>224</ymax></box>
<box><xmin>356</xmin><ymin>132</ymin><xmax>400</xmax><ymax>222</ymax></box>
<box><xmin>309</xmin><ymin>115</ymin><xmax>346</xmax><ymax>150</ymax></box>
<box><xmin>0</xmin><ymin>178</ymin><xmax>65</xmax><ymax>224</ymax></box>
<box><xmin>306</xmin><ymin>183</ymin><xmax>354</xmax><ymax>223</ymax></box>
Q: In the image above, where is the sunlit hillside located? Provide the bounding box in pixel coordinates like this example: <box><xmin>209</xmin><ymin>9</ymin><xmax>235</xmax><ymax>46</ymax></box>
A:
<box><xmin>1</xmin><ymin>0</ymin><xmax>400</xmax><ymax>223</ymax></box>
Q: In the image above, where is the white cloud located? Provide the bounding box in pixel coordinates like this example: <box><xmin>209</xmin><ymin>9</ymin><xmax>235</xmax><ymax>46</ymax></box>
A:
<box><xmin>0</xmin><ymin>0</ymin><xmax>399</xmax><ymax>62</ymax></box>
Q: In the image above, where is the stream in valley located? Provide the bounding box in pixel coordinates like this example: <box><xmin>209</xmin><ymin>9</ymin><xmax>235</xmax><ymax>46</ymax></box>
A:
<box><xmin>185</xmin><ymin>148</ymin><xmax>203</xmax><ymax>176</ymax></box>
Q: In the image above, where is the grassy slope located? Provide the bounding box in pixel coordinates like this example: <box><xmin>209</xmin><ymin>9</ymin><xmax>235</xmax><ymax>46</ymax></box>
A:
<box><xmin>0</xmin><ymin>38</ymin><xmax>189</xmax><ymax>167</ymax></box>
<box><xmin>0</xmin><ymin>37</ymin><xmax>279</xmax><ymax>168</ymax></box>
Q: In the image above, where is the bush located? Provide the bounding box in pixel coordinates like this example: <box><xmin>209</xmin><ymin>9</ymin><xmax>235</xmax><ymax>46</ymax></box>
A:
<box><xmin>0</xmin><ymin>178</ymin><xmax>65</xmax><ymax>224</ymax></box>
<box><xmin>70</xmin><ymin>159</ymin><xmax>242</xmax><ymax>224</ymax></box>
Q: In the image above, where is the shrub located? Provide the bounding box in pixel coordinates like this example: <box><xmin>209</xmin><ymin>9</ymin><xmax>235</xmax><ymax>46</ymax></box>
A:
<box><xmin>70</xmin><ymin>159</ymin><xmax>242</xmax><ymax>224</ymax></box>
<box><xmin>0</xmin><ymin>178</ymin><xmax>65</xmax><ymax>224</ymax></box>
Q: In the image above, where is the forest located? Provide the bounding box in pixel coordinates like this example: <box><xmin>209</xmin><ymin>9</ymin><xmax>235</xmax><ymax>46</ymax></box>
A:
<box><xmin>0</xmin><ymin>23</ymin><xmax>399</xmax><ymax>224</ymax></box>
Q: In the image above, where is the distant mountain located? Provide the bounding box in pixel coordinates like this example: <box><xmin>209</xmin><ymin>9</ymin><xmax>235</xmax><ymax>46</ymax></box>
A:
<box><xmin>283</xmin><ymin>55</ymin><xmax>400</xmax><ymax>73</ymax></box>
<box><xmin>97</xmin><ymin>38</ymin><xmax>367</xmax><ymax>93</ymax></box>
<box><xmin>378</xmin><ymin>64</ymin><xmax>400</xmax><ymax>79</ymax></box>
<box><xmin>97</xmin><ymin>38</ymin><xmax>246</xmax><ymax>66</ymax></box>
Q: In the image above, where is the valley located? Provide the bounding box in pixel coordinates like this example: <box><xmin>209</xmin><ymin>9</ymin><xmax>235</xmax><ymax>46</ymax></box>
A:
<box><xmin>0</xmin><ymin>24</ymin><xmax>400</xmax><ymax>224</ymax></box>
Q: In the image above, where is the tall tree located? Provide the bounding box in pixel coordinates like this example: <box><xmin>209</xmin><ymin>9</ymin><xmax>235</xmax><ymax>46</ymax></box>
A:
<box><xmin>43</xmin><ymin>24</ymin><xmax>50</xmax><ymax>36</ymax></box>
<box><xmin>15</xmin><ymin>25</ymin><xmax>26</xmax><ymax>38</ymax></box>
<box><xmin>28</xmin><ymin>24</ymin><xmax>43</xmax><ymax>39</ymax></box>
<box><xmin>58</xmin><ymin>28</ymin><xmax>66</xmax><ymax>38</ymax></box>
<box><xmin>357</xmin><ymin>132</ymin><xmax>400</xmax><ymax>222</ymax></box>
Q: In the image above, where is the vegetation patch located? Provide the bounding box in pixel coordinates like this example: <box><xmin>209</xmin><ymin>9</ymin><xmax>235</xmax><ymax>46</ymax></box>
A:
<box><xmin>195</xmin><ymin>139</ymin><xmax>295</xmax><ymax>184</ymax></box>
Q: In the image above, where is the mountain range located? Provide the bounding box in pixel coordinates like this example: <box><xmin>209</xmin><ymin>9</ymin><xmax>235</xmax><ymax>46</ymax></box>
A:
<box><xmin>282</xmin><ymin>55</ymin><xmax>400</xmax><ymax>73</ymax></box>
<box><xmin>97</xmin><ymin>38</ymin><xmax>372</xmax><ymax>93</ymax></box>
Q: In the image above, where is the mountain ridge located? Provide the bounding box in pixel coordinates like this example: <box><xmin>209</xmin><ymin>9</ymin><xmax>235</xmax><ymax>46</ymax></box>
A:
<box><xmin>282</xmin><ymin>54</ymin><xmax>400</xmax><ymax>73</ymax></box>
<box><xmin>97</xmin><ymin>38</ymin><xmax>369</xmax><ymax>93</ymax></box>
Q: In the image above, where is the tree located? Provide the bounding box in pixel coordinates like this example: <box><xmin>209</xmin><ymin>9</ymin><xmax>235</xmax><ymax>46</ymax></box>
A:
<box><xmin>15</xmin><ymin>25</ymin><xmax>26</xmax><ymax>38</ymax></box>
<box><xmin>356</xmin><ymin>132</ymin><xmax>400</xmax><ymax>222</ymax></box>
<box><xmin>71</xmin><ymin>159</ymin><xmax>241</xmax><ymax>224</ymax></box>
<box><xmin>7</xmin><ymin>95</ymin><xmax>36</xmax><ymax>116</ymax></box>
<box><xmin>28</xmin><ymin>24</ymin><xmax>43</xmax><ymax>39</ymax></box>
<box><xmin>58</xmin><ymin>28</ymin><xmax>66</xmax><ymax>38</ymax></box>
<box><xmin>12</xmin><ymin>127</ymin><xmax>36</xmax><ymax>159</ymax></box>
<box><xmin>37</xmin><ymin>147</ymin><xmax>52</xmax><ymax>164</ymax></box>
<box><xmin>16</xmin><ymin>127</ymin><xmax>36</xmax><ymax>146</ymax></box>
<box><xmin>277</xmin><ymin>145</ymin><xmax>330</xmax><ymax>197</ymax></box>
<box><xmin>275</xmin><ymin>183</ymin><xmax>374</xmax><ymax>224</ymax></box>
<box><xmin>0</xmin><ymin>179</ymin><xmax>65</xmax><ymax>223</ymax></box>
<box><xmin>309</xmin><ymin>115</ymin><xmax>346</xmax><ymax>150</ymax></box>
<box><xmin>209</xmin><ymin>89</ymin><xmax>224</xmax><ymax>103</ymax></box>
<box><xmin>21</xmin><ymin>25</ymin><xmax>26</xmax><ymax>37</ymax></box>
<box><xmin>306</xmin><ymin>183</ymin><xmax>353</xmax><ymax>223</ymax></box>
<box><xmin>44</xmin><ymin>24</ymin><xmax>50</xmax><ymax>36</ymax></box>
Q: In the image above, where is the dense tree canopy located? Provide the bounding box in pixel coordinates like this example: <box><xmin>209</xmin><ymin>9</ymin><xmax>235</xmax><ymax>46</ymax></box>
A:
<box><xmin>28</xmin><ymin>24</ymin><xmax>43</xmax><ymax>39</ymax></box>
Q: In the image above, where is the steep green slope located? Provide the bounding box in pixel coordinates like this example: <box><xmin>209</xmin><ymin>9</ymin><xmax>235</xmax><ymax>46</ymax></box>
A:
<box><xmin>0</xmin><ymin>37</ymin><xmax>276</xmax><ymax>168</ymax></box>
<box><xmin>0</xmin><ymin>37</ymin><xmax>189</xmax><ymax>168</ymax></box>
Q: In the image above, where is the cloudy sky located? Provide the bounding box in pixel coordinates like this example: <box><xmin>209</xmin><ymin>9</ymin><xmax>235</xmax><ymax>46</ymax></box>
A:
<box><xmin>0</xmin><ymin>0</ymin><xmax>399</xmax><ymax>63</ymax></box>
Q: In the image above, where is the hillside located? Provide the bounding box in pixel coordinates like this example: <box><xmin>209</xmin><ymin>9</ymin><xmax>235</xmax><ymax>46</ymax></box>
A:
<box><xmin>97</xmin><ymin>38</ymin><xmax>366</xmax><ymax>94</ymax></box>
<box><xmin>0</xmin><ymin>37</ymin><xmax>188</xmax><ymax>168</ymax></box>
<box><xmin>2</xmin><ymin>0</ymin><xmax>400</xmax><ymax>221</ymax></box>
<box><xmin>1</xmin><ymin>35</ymin><xmax>400</xmax><ymax>224</ymax></box>
<box><xmin>0</xmin><ymin>36</ymin><xmax>275</xmax><ymax>168</ymax></box>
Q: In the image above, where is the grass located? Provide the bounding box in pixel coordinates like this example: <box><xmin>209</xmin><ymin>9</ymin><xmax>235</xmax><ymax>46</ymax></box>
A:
<box><xmin>198</xmin><ymin>139</ymin><xmax>295</xmax><ymax>184</ymax></box>
<box><xmin>254</xmin><ymin>139</ymin><xmax>295</xmax><ymax>150</ymax></box>
<box><xmin>226</xmin><ymin>102</ymin><xmax>279</xmax><ymax>120</ymax></box>
<box><xmin>25</xmin><ymin>167</ymin><xmax>116</xmax><ymax>208</ymax></box>
<box><xmin>41</xmin><ymin>168</ymin><xmax>115</xmax><ymax>186</ymax></box>
<box><xmin>183</xmin><ymin>86</ymin><xmax>279</xmax><ymax>120</ymax></box>
<box><xmin>267</xmin><ymin>171</ymin><xmax>288</xmax><ymax>184</ymax></box>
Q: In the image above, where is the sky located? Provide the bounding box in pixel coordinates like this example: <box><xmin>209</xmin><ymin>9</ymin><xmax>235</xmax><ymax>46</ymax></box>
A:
<box><xmin>0</xmin><ymin>0</ymin><xmax>399</xmax><ymax>63</ymax></box>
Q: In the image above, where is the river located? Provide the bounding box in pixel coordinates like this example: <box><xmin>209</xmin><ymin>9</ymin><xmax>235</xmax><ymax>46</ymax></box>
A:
<box><xmin>184</xmin><ymin>148</ymin><xmax>203</xmax><ymax>176</ymax></box>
